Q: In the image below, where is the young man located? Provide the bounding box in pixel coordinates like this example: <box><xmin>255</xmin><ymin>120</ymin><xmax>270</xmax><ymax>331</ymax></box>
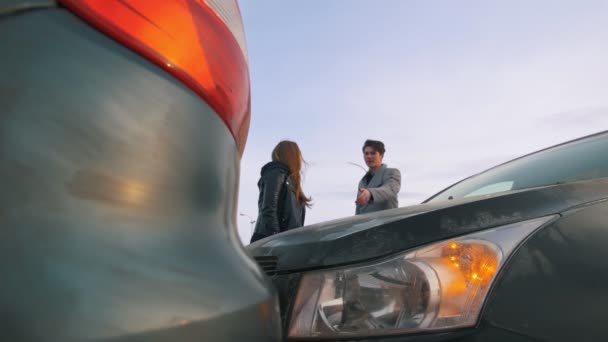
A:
<box><xmin>355</xmin><ymin>139</ymin><xmax>401</xmax><ymax>215</ymax></box>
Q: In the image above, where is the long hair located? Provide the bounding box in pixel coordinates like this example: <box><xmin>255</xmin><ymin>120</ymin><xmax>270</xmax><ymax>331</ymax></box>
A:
<box><xmin>272</xmin><ymin>140</ymin><xmax>312</xmax><ymax>208</ymax></box>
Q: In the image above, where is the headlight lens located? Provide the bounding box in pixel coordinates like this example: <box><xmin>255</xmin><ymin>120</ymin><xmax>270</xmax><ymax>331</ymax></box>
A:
<box><xmin>288</xmin><ymin>215</ymin><xmax>555</xmax><ymax>338</ymax></box>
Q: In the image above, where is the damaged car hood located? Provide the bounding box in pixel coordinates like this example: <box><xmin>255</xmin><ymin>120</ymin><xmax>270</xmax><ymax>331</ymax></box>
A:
<box><xmin>247</xmin><ymin>179</ymin><xmax>608</xmax><ymax>273</ymax></box>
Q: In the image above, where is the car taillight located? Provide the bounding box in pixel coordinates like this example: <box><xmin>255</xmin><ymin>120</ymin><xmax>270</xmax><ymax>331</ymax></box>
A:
<box><xmin>59</xmin><ymin>0</ymin><xmax>251</xmax><ymax>154</ymax></box>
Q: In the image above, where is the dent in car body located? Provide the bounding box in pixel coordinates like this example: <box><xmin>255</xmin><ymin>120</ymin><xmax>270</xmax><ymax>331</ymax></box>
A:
<box><xmin>0</xmin><ymin>9</ymin><xmax>279</xmax><ymax>342</ymax></box>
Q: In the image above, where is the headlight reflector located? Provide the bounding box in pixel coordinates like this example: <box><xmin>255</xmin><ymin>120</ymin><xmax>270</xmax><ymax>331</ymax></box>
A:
<box><xmin>288</xmin><ymin>215</ymin><xmax>555</xmax><ymax>338</ymax></box>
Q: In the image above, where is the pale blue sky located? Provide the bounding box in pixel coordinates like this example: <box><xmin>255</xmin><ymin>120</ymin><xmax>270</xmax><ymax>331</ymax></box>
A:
<box><xmin>236</xmin><ymin>1</ymin><xmax>608</xmax><ymax>243</ymax></box>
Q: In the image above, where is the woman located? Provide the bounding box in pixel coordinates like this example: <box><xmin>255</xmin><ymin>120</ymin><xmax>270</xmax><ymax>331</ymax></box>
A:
<box><xmin>250</xmin><ymin>140</ymin><xmax>312</xmax><ymax>243</ymax></box>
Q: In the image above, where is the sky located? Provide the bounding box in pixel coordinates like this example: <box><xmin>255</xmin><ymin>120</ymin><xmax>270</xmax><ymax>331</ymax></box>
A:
<box><xmin>236</xmin><ymin>0</ymin><xmax>608</xmax><ymax>244</ymax></box>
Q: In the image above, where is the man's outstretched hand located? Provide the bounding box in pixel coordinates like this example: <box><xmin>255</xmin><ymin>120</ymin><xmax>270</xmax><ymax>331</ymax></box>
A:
<box><xmin>355</xmin><ymin>188</ymin><xmax>371</xmax><ymax>207</ymax></box>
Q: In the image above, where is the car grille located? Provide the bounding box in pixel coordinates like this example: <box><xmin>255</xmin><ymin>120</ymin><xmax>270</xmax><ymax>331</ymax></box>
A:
<box><xmin>253</xmin><ymin>256</ymin><xmax>278</xmax><ymax>276</ymax></box>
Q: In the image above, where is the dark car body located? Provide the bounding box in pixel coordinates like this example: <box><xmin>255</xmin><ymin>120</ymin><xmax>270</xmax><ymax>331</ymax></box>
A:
<box><xmin>1</xmin><ymin>1</ymin><xmax>280</xmax><ymax>341</ymax></box>
<box><xmin>248</xmin><ymin>131</ymin><xmax>608</xmax><ymax>341</ymax></box>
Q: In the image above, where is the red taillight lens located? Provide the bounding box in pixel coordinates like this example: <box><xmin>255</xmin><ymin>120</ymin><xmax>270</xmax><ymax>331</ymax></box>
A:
<box><xmin>59</xmin><ymin>0</ymin><xmax>250</xmax><ymax>154</ymax></box>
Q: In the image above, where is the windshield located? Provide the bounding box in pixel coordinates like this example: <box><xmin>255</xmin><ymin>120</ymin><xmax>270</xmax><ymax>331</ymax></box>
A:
<box><xmin>426</xmin><ymin>132</ymin><xmax>608</xmax><ymax>203</ymax></box>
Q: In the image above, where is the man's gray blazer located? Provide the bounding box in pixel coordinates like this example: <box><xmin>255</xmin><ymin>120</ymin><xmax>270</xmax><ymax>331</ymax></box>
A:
<box><xmin>355</xmin><ymin>164</ymin><xmax>401</xmax><ymax>215</ymax></box>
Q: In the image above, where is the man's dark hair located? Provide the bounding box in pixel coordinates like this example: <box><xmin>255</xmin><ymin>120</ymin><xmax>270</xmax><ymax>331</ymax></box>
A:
<box><xmin>362</xmin><ymin>139</ymin><xmax>386</xmax><ymax>155</ymax></box>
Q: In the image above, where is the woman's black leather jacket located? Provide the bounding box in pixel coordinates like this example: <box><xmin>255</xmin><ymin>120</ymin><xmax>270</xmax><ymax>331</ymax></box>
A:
<box><xmin>251</xmin><ymin>161</ymin><xmax>305</xmax><ymax>242</ymax></box>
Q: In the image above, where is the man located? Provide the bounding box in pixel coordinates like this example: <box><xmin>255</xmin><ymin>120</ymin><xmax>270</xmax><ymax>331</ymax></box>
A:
<box><xmin>355</xmin><ymin>139</ymin><xmax>401</xmax><ymax>215</ymax></box>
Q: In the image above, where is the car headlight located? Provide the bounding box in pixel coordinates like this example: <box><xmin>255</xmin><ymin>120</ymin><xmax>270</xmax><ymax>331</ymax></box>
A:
<box><xmin>288</xmin><ymin>215</ymin><xmax>556</xmax><ymax>338</ymax></box>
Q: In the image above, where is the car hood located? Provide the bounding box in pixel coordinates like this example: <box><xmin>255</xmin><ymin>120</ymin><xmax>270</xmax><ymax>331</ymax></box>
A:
<box><xmin>247</xmin><ymin>178</ymin><xmax>608</xmax><ymax>273</ymax></box>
